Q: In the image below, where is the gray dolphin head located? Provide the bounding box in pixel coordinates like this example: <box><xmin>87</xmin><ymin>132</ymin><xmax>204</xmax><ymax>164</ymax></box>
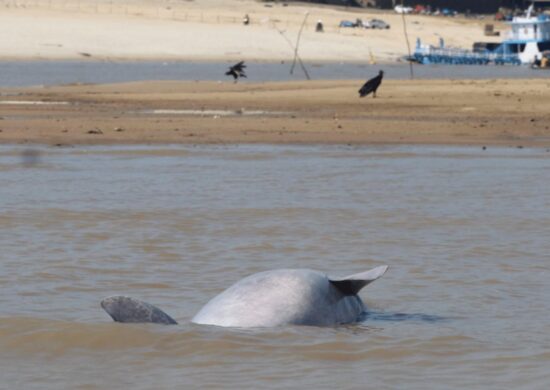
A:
<box><xmin>191</xmin><ymin>265</ymin><xmax>388</xmax><ymax>328</ymax></box>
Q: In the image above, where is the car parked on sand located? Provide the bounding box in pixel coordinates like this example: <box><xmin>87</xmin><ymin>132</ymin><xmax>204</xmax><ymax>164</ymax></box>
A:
<box><xmin>339</xmin><ymin>20</ymin><xmax>355</xmax><ymax>28</ymax></box>
<box><xmin>365</xmin><ymin>19</ymin><xmax>390</xmax><ymax>29</ymax></box>
<box><xmin>441</xmin><ymin>8</ymin><xmax>458</xmax><ymax>17</ymax></box>
<box><xmin>394</xmin><ymin>5</ymin><xmax>413</xmax><ymax>14</ymax></box>
<box><xmin>339</xmin><ymin>18</ymin><xmax>364</xmax><ymax>28</ymax></box>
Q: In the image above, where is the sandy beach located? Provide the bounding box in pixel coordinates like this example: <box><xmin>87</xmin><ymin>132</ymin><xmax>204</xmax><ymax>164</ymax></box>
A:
<box><xmin>0</xmin><ymin>0</ymin><xmax>501</xmax><ymax>62</ymax></box>
<box><xmin>1</xmin><ymin>78</ymin><xmax>549</xmax><ymax>147</ymax></box>
<box><xmin>0</xmin><ymin>1</ymin><xmax>548</xmax><ymax>147</ymax></box>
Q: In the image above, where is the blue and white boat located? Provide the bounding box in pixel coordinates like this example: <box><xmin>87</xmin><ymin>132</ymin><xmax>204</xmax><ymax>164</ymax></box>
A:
<box><xmin>412</xmin><ymin>3</ymin><xmax>550</xmax><ymax>65</ymax></box>
<box><xmin>499</xmin><ymin>3</ymin><xmax>550</xmax><ymax>64</ymax></box>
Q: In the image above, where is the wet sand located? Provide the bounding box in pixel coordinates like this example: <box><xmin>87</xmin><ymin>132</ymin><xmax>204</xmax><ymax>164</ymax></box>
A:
<box><xmin>1</xmin><ymin>78</ymin><xmax>549</xmax><ymax>147</ymax></box>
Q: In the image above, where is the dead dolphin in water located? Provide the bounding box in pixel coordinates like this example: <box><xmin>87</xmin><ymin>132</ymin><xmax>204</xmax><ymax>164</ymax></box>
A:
<box><xmin>101</xmin><ymin>265</ymin><xmax>388</xmax><ymax>328</ymax></box>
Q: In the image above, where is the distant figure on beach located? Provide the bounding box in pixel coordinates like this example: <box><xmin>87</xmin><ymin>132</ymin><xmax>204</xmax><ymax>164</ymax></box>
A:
<box><xmin>225</xmin><ymin>61</ymin><xmax>247</xmax><ymax>82</ymax></box>
<box><xmin>316</xmin><ymin>20</ymin><xmax>324</xmax><ymax>32</ymax></box>
<box><xmin>243</xmin><ymin>14</ymin><xmax>250</xmax><ymax>25</ymax></box>
<box><xmin>358</xmin><ymin>70</ymin><xmax>384</xmax><ymax>98</ymax></box>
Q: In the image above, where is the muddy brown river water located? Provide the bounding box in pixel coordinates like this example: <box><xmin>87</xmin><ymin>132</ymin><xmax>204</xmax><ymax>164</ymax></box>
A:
<box><xmin>0</xmin><ymin>144</ymin><xmax>549</xmax><ymax>389</ymax></box>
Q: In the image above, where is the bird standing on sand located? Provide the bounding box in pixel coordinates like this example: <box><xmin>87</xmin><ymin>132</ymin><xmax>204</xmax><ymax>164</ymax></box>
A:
<box><xmin>225</xmin><ymin>61</ymin><xmax>247</xmax><ymax>83</ymax></box>
<box><xmin>358</xmin><ymin>70</ymin><xmax>384</xmax><ymax>98</ymax></box>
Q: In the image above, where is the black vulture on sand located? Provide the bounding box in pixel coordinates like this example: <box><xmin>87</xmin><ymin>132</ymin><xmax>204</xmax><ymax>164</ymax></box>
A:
<box><xmin>225</xmin><ymin>61</ymin><xmax>247</xmax><ymax>82</ymax></box>
<box><xmin>358</xmin><ymin>70</ymin><xmax>384</xmax><ymax>98</ymax></box>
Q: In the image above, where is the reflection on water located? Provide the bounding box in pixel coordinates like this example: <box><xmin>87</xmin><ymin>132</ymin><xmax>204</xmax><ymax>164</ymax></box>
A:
<box><xmin>362</xmin><ymin>311</ymin><xmax>447</xmax><ymax>323</ymax></box>
<box><xmin>0</xmin><ymin>144</ymin><xmax>549</xmax><ymax>389</ymax></box>
<box><xmin>20</xmin><ymin>149</ymin><xmax>42</xmax><ymax>167</ymax></box>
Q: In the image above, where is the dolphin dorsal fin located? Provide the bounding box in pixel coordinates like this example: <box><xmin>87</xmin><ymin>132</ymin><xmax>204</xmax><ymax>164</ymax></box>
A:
<box><xmin>101</xmin><ymin>296</ymin><xmax>178</xmax><ymax>325</ymax></box>
<box><xmin>329</xmin><ymin>265</ymin><xmax>388</xmax><ymax>296</ymax></box>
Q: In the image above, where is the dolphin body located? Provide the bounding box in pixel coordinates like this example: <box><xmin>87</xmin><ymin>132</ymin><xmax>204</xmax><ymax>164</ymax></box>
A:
<box><xmin>101</xmin><ymin>265</ymin><xmax>388</xmax><ymax>328</ymax></box>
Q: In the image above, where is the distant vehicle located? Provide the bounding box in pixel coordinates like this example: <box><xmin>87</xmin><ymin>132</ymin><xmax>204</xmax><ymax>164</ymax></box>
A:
<box><xmin>365</xmin><ymin>19</ymin><xmax>390</xmax><ymax>29</ymax></box>
<box><xmin>394</xmin><ymin>5</ymin><xmax>413</xmax><ymax>14</ymax></box>
<box><xmin>339</xmin><ymin>20</ymin><xmax>355</xmax><ymax>28</ymax></box>
<box><xmin>413</xmin><ymin>5</ymin><xmax>432</xmax><ymax>14</ymax></box>
<box><xmin>441</xmin><ymin>8</ymin><xmax>458</xmax><ymax>17</ymax></box>
<box><xmin>339</xmin><ymin>19</ymin><xmax>364</xmax><ymax>28</ymax></box>
<box><xmin>339</xmin><ymin>18</ymin><xmax>365</xmax><ymax>28</ymax></box>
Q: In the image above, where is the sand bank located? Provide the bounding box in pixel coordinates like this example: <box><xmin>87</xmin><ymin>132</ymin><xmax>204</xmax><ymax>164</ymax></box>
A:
<box><xmin>0</xmin><ymin>0</ymin><xmax>501</xmax><ymax>62</ymax></box>
<box><xmin>1</xmin><ymin>78</ymin><xmax>549</xmax><ymax>146</ymax></box>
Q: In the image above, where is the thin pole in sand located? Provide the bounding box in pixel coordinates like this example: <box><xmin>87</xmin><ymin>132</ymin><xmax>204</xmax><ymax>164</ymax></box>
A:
<box><xmin>275</xmin><ymin>26</ymin><xmax>311</xmax><ymax>80</ymax></box>
<box><xmin>289</xmin><ymin>12</ymin><xmax>311</xmax><ymax>80</ymax></box>
<box><xmin>400</xmin><ymin>0</ymin><xmax>414</xmax><ymax>79</ymax></box>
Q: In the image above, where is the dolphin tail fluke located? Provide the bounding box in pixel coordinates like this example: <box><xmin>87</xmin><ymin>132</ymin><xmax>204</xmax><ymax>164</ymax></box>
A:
<box><xmin>101</xmin><ymin>296</ymin><xmax>178</xmax><ymax>325</ymax></box>
<box><xmin>329</xmin><ymin>265</ymin><xmax>389</xmax><ymax>296</ymax></box>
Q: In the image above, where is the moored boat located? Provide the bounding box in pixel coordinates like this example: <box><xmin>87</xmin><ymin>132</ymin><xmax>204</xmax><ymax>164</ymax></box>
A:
<box><xmin>412</xmin><ymin>2</ymin><xmax>550</xmax><ymax>65</ymax></box>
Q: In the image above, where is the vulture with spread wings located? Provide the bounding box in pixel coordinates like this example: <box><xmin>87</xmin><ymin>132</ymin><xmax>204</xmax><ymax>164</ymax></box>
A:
<box><xmin>358</xmin><ymin>70</ymin><xmax>384</xmax><ymax>98</ymax></box>
<box><xmin>225</xmin><ymin>61</ymin><xmax>247</xmax><ymax>82</ymax></box>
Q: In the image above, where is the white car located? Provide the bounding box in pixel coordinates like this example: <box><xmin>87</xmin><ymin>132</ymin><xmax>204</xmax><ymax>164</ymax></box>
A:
<box><xmin>394</xmin><ymin>5</ymin><xmax>413</xmax><ymax>14</ymax></box>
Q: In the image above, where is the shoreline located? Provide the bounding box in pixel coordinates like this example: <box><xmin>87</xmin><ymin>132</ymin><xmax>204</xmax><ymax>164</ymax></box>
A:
<box><xmin>1</xmin><ymin>79</ymin><xmax>549</xmax><ymax>148</ymax></box>
<box><xmin>0</xmin><ymin>58</ymin><xmax>396</xmax><ymax>65</ymax></box>
<box><xmin>1</xmin><ymin>61</ymin><xmax>546</xmax><ymax>90</ymax></box>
